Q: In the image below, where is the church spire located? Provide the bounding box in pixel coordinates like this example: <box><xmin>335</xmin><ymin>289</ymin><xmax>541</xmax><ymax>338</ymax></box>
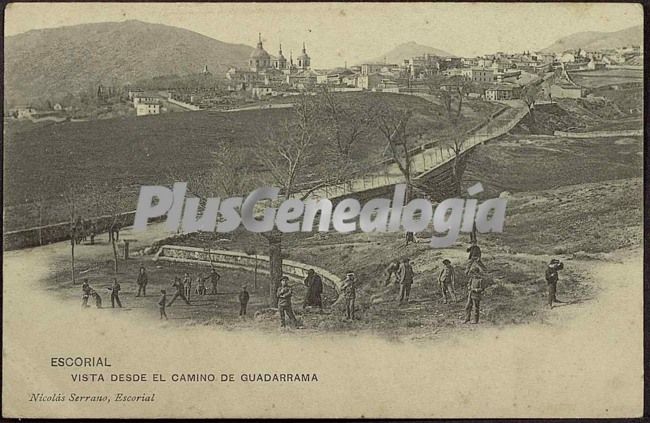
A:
<box><xmin>302</xmin><ymin>42</ymin><xmax>306</xmax><ymax>53</ymax></box>
<box><xmin>257</xmin><ymin>32</ymin><xmax>263</xmax><ymax>48</ymax></box>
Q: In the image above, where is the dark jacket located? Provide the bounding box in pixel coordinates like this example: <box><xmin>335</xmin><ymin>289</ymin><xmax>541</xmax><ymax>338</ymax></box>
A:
<box><xmin>239</xmin><ymin>290</ymin><xmax>250</xmax><ymax>304</ymax></box>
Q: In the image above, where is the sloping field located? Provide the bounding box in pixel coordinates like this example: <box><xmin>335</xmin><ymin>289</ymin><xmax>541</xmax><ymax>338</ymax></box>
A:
<box><xmin>4</xmin><ymin>92</ymin><xmax>500</xmax><ymax>230</ymax></box>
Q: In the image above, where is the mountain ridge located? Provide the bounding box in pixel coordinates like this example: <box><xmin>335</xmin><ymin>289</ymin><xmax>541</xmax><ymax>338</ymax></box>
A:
<box><xmin>541</xmin><ymin>25</ymin><xmax>642</xmax><ymax>52</ymax></box>
<box><xmin>363</xmin><ymin>41</ymin><xmax>455</xmax><ymax>65</ymax></box>
<box><xmin>5</xmin><ymin>20</ymin><xmax>253</xmax><ymax>105</ymax></box>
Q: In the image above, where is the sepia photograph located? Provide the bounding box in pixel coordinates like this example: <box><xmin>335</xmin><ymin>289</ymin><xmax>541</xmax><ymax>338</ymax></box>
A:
<box><xmin>2</xmin><ymin>2</ymin><xmax>645</xmax><ymax>418</ymax></box>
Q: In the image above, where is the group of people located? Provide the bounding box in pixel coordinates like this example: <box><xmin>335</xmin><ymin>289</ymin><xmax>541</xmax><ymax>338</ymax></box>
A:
<box><xmin>79</xmin><ymin>238</ymin><xmax>565</xmax><ymax>329</ymax></box>
<box><xmin>70</xmin><ymin>216</ymin><xmax>121</xmax><ymax>246</ymax></box>
<box><xmin>71</xmin><ymin>216</ymin><xmax>98</xmax><ymax>245</ymax></box>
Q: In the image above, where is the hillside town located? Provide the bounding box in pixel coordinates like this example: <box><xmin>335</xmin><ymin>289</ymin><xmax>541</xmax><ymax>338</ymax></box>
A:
<box><xmin>7</xmin><ymin>32</ymin><xmax>643</xmax><ymax>120</ymax></box>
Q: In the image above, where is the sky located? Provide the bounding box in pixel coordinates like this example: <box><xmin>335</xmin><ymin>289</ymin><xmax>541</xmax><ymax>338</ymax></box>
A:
<box><xmin>5</xmin><ymin>2</ymin><xmax>643</xmax><ymax>68</ymax></box>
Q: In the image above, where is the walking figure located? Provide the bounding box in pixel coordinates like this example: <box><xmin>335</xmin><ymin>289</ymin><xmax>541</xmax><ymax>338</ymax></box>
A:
<box><xmin>81</xmin><ymin>279</ymin><xmax>92</xmax><ymax>308</ymax></box>
<box><xmin>465</xmin><ymin>240</ymin><xmax>487</xmax><ymax>275</ymax></box>
<box><xmin>341</xmin><ymin>272</ymin><xmax>357</xmax><ymax>320</ymax></box>
<box><xmin>135</xmin><ymin>266</ymin><xmax>148</xmax><ymax>297</ymax></box>
<box><xmin>384</xmin><ymin>261</ymin><xmax>400</xmax><ymax>286</ymax></box>
<box><xmin>205</xmin><ymin>268</ymin><xmax>221</xmax><ymax>295</ymax></box>
<box><xmin>545</xmin><ymin>258</ymin><xmax>564</xmax><ymax>308</ymax></box>
<box><xmin>397</xmin><ymin>258</ymin><xmax>414</xmax><ymax>304</ymax></box>
<box><xmin>109</xmin><ymin>278</ymin><xmax>122</xmax><ymax>308</ymax></box>
<box><xmin>239</xmin><ymin>285</ymin><xmax>250</xmax><ymax>316</ymax></box>
<box><xmin>195</xmin><ymin>273</ymin><xmax>206</xmax><ymax>295</ymax></box>
<box><xmin>438</xmin><ymin>259</ymin><xmax>458</xmax><ymax>303</ymax></box>
<box><xmin>158</xmin><ymin>289</ymin><xmax>168</xmax><ymax>320</ymax></box>
<box><xmin>276</xmin><ymin>276</ymin><xmax>298</xmax><ymax>328</ymax></box>
<box><xmin>182</xmin><ymin>273</ymin><xmax>192</xmax><ymax>301</ymax></box>
<box><xmin>167</xmin><ymin>277</ymin><xmax>191</xmax><ymax>306</ymax></box>
<box><xmin>464</xmin><ymin>268</ymin><xmax>484</xmax><ymax>324</ymax></box>
<box><xmin>302</xmin><ymin>269</ymin><xmax>323</xmax><ymax>311</ymax></box>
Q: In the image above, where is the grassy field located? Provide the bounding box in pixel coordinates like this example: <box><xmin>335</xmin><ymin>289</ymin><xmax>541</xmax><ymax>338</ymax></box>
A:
<box><xmin>569</xmin><ymin>68</ymin><xmax>643</xmax><ymax>88</ymax></box>
<box><xmin>4</xmin><ymin>92</ymin><xmax>500</xmax><ymax>230</ymax></box>
<box><xmin>513</xmin><ymin>96</ymin><xmax>642</xmax><ymax>135</ymax></box>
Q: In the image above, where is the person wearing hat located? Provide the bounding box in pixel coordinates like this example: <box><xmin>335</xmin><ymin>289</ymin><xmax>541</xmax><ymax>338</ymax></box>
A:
<box><xmin>108</xmin><ymin>278</ymin><xmax>122</xmax><ymax>308</ymax></box>
<box><xmin>464</xmin><ymin>267</ymin><xmax>484</xmax><ymax>324</ymax></box>
<box><xmin>397</xmin><ymin>258</ymin><xmax>414</xmax><ymax>304</ymax></box>
<box><xmin>545</xmin><ymin>259</ymin><xmax>564</xmax><ymax>308</ymax></box>
<box><xmin>465</xmin><ymin>240</ymin><xmax>487</xmax><ymax>275</ymax></box>
<box><xmin>341</xmin><ymin>272</ymin><xmax>358</xmax><ymax>320</ymax></box>
<box><xmin>276</xmin><ymin>276</ymin><xmax>299</xmax><ymax>327</ymax></box>
<box><xmin>438</xmin><ymin>259</ymin><xmax>458</xmax><ymax>303</ymax></box>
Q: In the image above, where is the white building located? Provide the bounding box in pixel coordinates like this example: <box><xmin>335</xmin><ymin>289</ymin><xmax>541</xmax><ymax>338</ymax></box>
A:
<box><xmin>136</xmin><ymin>101</ymin><xmax>161</xmax><ymax>116</ymax></box>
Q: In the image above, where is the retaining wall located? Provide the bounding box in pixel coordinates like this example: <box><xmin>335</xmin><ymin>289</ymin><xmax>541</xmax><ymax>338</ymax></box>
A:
<box><xmin>553</xmin><ymin>129</ymin><xmax>642</xmax><ymax>138</ymax></box>
<box><xmin>154</xmin><ymin>244</ymin><xmax>343</xmax><ymax>292</ymax></box>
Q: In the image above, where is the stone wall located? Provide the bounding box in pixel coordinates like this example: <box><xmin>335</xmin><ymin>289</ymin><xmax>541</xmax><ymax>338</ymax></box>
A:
<box><xmin>154</xmin><ymin>245</ymin><xmax>343</xmax><ymax>292</ymax></box>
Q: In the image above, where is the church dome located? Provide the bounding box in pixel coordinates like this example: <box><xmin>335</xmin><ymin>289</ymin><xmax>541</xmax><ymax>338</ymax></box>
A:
<box><xmin>250</xmin><ymin>47</ymin><xmax>270</xmax><ymax>60</ymax></box>
<box><xmin>250</xmin><ymin>33</ymin><xmax>270</xmax><ymax>60</ymax></box>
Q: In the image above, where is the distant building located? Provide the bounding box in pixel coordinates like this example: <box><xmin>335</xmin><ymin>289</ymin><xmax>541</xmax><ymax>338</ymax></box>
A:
<box><xmin>133</xmin><ymin>92</ymin><xmax>159</xmax><ymax>106</ymax></box>
<box><xmin>485</xmin><ymin>85</ymin><xmax>520</xmax><ymax>101</ymax></box>
<box><xmin>251</xmin><ymin>85</ymin><xmax>273</xmax><ymax>99</ymax></box>
<box><xmin>136</xmin><ymin>100</ymin><xmax>161</xmax><ymax>116</ymax></box>
<box><xmin>356</xmin><ymin>73</ymin><xmax>383</xmax><ymax>90</ymax></box>
<box><xmin>470</xmin><ymin>68</ymin><xmax>495</xmax><ymax>83</ymax></box>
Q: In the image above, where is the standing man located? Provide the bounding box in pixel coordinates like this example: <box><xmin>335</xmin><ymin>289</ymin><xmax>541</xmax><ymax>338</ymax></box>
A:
<box><xmin>89</xmin><ymin>221</ymin><xmax>97</xmax><ymax>245</ymax></box>
<box><xmin>158</xmin><ymin>289</ymin><xmax>168</xmax><ymax>320</ymax></box>
<box><xmin>545</xmin><ymin>258</ymin><xmax>564</xmax><ymax>308</ymax></box>
<box><xmin>276</xmin><ymin>276</ymin><xmax>299</xmax><ymax>328</ymax></box>
<box><xmin>302</xmin><ymin>269</ymin><xmax>323</xmax><ymax>311</ymax></box>
<box><xmin>437</xmin><ymin>259</ymin><xmax>457</xmax><ymax>304</ymax></box>
<box><xmin>466</xmin><ymin>240</ymin><xmax>487</xmax><ymax>275</ymax></box>
<box><xmin>182</xmin><ymin>272</ymin><xmax>192</xmax><ymax>302</ymax></box>
<box><xmin>196</xmin><ymin>273</ymin><xmax>206</xmax><ymax>296</ymax></box>
<box><xmin>168</xmin><ymin>277</ymin><xmax>191</xmax><ymax>306</ymax></box>
<box><xmin>108</xmin><ymin>278</ymin><xmax>122</xmax><ymax>308</ymax></box>
<box><xmin>239</xmin><ymin>285</ymin><xmax>250</xmax><ymax>317</ymax></box>
<box><xmin>341</xmin><ymin>272</ymin><xmax>357</xmax><ymax>320</ymax></box>
<box><xmin>464</xmin><ymin>267</ymin><xmax>484</xmax><ymax>324</ymax></box>
<box><xmin>206</xmin><ymin>268</ymin><xmax>221</xmax><ymax>295</ymax></box>
<box><xmin>397</xmin><ymin>258</ymin><xmax>414</xmax><ymax>304</ymax></box>
<box><xmin>135</xmin><ymin>266</ymin><xmax>148</xmax><ymax>297</ymax></box>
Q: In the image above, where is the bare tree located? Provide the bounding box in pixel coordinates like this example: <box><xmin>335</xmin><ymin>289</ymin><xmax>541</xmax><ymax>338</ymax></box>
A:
<box><xmin>253</xmin><ymin>94</ymin><xmax>353</xmax><ymax>306</ymax></box>
<box><xmin>374</xmin><ymin>102</ymin><xmax>416</xmax><ymax>200</ymax></box>
<box><xmin>319</xmin><ymin>87</ymin><xmax>374</xmax><ymax>167</ymax></box>
<box><xmin>426</xmin><ymin>75</ymin><xmax>475</xmax><ymax>196</ymax></box>
<box><xmin>521</xmin><ymin>83</ymin><xmax>539</xmax><ymax>121</ymax></box>
<box><xmin>62</xmin><ymin>184</ymin><xmax>81</xmax><ymax>284</ymax></box>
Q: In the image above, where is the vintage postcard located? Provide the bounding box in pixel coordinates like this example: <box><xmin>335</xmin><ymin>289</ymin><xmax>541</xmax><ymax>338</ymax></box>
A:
<box><xmin>2</xmin><ymin>2</ymin><xmax>644</xmax><ymax>418</ymax></box>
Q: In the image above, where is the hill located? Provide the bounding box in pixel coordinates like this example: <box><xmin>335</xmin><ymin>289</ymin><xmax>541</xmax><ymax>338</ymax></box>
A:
<box><xmin>542</xmin><ymin>25</ymin><xmax>642</xmax><ymax>52</ymax></box>
<box><xmin>4</xmin><ymin>20</ymin><xmax>253</xmax><ymax>105</ymax></box>
<box><xmin>363</xmin><ymin>41</ymin><xmax>454</xmax><ymax>64</ymax></box>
